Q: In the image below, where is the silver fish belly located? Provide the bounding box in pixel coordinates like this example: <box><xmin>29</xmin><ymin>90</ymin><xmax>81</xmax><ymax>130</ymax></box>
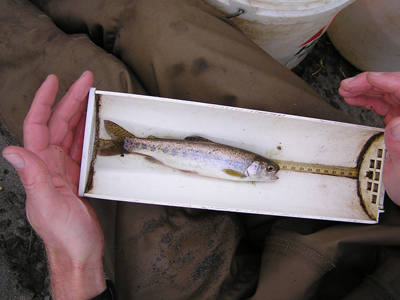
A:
<box><xmin>123</xmin><ymin>136</ymin><xmax>279</xmax><ymax>182</ymax></box>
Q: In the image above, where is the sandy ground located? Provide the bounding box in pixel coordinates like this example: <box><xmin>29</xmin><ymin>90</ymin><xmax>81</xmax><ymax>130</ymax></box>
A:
<box><xmin>0</xmin><ymin>33</ymin><xmax>384</xmax><ymax>299</ymax></box>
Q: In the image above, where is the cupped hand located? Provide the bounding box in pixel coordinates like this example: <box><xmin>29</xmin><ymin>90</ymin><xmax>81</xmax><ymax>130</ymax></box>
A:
<box><xmin>339</xmin><ymin>72</ymin><xmax>400</xmax><ymax>125</ymax></box>
<box><xmin>339</xmin><ymin>71</ymin><xmax>400</xmax><ymax>205</ymax></box>
<box><xmin>2</xmin><ymin>72</ymin><xmax>106</xmax><ymax>297</ymax></box>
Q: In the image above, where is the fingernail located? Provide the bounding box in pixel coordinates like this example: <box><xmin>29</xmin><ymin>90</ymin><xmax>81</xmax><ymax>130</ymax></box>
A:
<box><xmin>3</xmin><ymin>153</ymin><xmax>25</xmax><ymax>169</ymax></box>
<box><xmin>369</xmin><ymin>72</ymin><xmax>384</xmax><ymax>77</ymax></box>
<box><xmin>391</xmin><ymin>123</ymin><xmax>400</xmax><ymax>140</ymax></box>
<box><xmin>80</xmin><ymin>71</ymin><xmax>88</xmax><ymax>78</ymax></box>
<box><xmin>43</xmin><ymin>74</ymin><xmax>54</xmax><ymax>83</ymax></box>
<box><xmin>342</xmin><ymin>76</ymin><xmax>356</xmax><ymax>83</ymax></box>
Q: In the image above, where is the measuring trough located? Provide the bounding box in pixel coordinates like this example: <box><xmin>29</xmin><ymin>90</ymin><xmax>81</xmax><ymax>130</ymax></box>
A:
<box><xmin>79</xmin><ymin>89</ymin><xmax>386</xmax><ymax>224</ymax></box>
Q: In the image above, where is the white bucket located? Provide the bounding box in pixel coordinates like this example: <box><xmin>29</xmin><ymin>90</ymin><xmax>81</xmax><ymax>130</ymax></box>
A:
<box><xmin>204</xmin><ymin>0</ymin><xmax>356</xmax><ymax>69</ymax></box>
<box><xmin>327</xmin><ymin>0</ymin><xmax>400</xmax><ymax>72</ymax></box>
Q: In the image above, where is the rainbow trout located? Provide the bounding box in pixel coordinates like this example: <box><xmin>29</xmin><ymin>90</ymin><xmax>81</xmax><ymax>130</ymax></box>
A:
<box><xmin>98</xmin><ymin>120</ymin><xmax>279</xmax><ymax>182</ymax></box>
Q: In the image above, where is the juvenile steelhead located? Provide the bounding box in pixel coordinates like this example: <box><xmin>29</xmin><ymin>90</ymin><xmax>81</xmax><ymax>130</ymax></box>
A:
<box><xmin>98</xmin><ymin>120</ymin><xmax>279</xmax><ymax>182</ymax></box>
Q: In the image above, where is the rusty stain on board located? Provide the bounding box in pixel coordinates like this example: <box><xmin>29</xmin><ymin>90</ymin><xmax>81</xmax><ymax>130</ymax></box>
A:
<box><xmin>85</xmin><ymin>94</ymin><xmax>101</xmax><ymax>193</ymax></box>
<box><xmin>356</xmin><ymin>132</ymin><xmax>385</xmax><ymax>221</ymax></box>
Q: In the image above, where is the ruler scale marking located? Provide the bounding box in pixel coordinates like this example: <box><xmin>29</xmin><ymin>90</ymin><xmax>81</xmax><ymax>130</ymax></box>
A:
<box><xmin>275</xmin><ymin>160</ymin><xmax>359</xmax><ymax>179</ymax></box>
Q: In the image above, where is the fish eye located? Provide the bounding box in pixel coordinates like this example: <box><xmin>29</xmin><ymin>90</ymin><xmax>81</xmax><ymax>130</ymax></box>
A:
<box><xmin>267</xmin><ymin>164</ymin><xmax>276</xmax><ymax>172</ymax></box>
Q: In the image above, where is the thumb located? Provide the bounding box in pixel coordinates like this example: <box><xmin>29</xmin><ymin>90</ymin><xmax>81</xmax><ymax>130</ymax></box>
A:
<box><xmin>383</xmin><ymin>117</ymin><xmax>400</xmax><ymax>205</ymax></box>
<box><xmin>2</xmin><ymin>146</ymin><xmax>53</xmax><ymax>198</ymax></box>
<box><xmin>385</xmin><ymin>117</ymin><xmax>400</xmax><ymax>163</ymax></box>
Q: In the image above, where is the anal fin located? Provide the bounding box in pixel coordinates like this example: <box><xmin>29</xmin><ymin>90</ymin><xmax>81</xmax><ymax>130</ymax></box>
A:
<box><xmin>144</xmin><ymin>155</ymin><xmax>165</xmax><ymax>165</ymax></box>
<box><xmin>180</xmin><ymin>169</ymin><xmax>199</xmax><ymax>175</ymax></box>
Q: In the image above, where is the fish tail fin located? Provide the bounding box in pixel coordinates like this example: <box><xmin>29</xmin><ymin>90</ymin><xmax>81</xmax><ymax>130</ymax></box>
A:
<box><xmin>97</xmin><ymin>120</ymin><xmax>134</xmax><ymax>156</ymax></box>
<box><xmin>104</xmin><ymin>120</ymin><xmax>135</xmax><ymax>139</ymax></box>
<box><xmin>97</xmin><ymin>139</ymin><xmax>127</xmax><ymax>156</ymax></box>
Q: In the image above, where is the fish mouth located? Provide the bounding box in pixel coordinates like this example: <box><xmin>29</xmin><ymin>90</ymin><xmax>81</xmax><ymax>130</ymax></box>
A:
<box><xmin>271</xmin><ymin>174</ymin><xmax>279</xmax><ymax>181</ymax></box>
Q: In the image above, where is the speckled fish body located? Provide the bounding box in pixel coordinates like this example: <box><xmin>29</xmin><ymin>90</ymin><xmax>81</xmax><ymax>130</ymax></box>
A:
<box><xmin>100</xmin><ymin>120</ymin><xmax>279</xmax><ymax>182</ymax></box>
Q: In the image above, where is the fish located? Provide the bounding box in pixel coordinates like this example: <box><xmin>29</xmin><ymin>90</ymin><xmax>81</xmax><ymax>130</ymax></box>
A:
<box><xmin>98</xmin><ymin>120</ymin><xmax>280</xmax><ymax>182</ymax></box>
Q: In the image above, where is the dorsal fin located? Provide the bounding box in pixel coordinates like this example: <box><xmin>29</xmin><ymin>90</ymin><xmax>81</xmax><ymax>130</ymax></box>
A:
<box><xmin>184</xmin><ymin>135</ymin><xmax>213</xmax><ymax>143</ymax></box>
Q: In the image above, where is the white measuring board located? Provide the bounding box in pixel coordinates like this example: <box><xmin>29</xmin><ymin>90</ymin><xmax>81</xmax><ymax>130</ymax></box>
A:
<box><xmin>79</xmin><ymin>89</ymin><xmax>386</xmax><ymax>224</ymax></box>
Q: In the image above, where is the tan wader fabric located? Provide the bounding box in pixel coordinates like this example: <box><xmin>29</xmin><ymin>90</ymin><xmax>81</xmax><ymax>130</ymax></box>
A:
<box><xmin>1</xmin><ymin>0</ymin><xmax>400</xmax><ymax>299</ymax></box>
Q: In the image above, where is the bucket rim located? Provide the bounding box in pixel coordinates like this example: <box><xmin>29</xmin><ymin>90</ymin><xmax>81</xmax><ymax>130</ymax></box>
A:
<box><xmin>212</xmin><ymin>0</ymin><xmax>356</xmax><ymax>18</ymax></box>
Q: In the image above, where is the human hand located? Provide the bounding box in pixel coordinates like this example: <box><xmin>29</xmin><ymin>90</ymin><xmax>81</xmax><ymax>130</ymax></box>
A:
<box><xmin>339</xmin><ymin>72</ymin><xmax>400</xmax><ymax>205</ymax></box>
<box><xmin>2</xmin><ymin>71</ymin><xmax>106</xmax><ymax>298</ymax></box>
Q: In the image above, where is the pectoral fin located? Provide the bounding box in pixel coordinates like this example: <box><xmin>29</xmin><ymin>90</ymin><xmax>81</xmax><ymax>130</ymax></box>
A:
<box><xmin>222</xmin><ymin>169</ymin><xmax>247</xmax><ymax>178</ymax></box>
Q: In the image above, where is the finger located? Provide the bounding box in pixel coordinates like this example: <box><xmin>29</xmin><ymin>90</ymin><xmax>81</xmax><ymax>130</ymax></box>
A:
<box><xmin>69</xmin><ymin>113</ymin><xmax>86</xmax><ymax>165</ymax></box>
<box><xmin>341</xmin><ymin>94</ymin><xmax>391</xmax><ymax>116</ymax></box>
<box><xmin>366</xmin><ymin>72</ymin><xmax>400</xmax><ymax>100</ymax></box>
<box><xmin>339</xmin><ymin>72</ymin><xmax>371</xmax><ymax>94</ymax></box>
<box><xmin>58</xmin><ymin>106</ymin><xmax>87</xmax><ymax>152</ymax></box>
<box><xmin>340</xmin><ymin>72</ymin><xmax>400</xmax><ymax>98</ymax></box>
<box><xmin>48</xmin><ymin>71</ymin><xmax>93</xmax><ymax>147</ymax></box>
<box><xmin>23</xmin><ymin>74</ymin><xmax>59</xmax><ymax>151</ymax></box>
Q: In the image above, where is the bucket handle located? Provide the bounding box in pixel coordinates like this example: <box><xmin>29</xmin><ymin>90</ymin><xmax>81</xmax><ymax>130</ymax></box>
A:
<box><xmin>226</xmin><ymin>9</ymin><xmax>245</xmax><ymax>19</ymax></box>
